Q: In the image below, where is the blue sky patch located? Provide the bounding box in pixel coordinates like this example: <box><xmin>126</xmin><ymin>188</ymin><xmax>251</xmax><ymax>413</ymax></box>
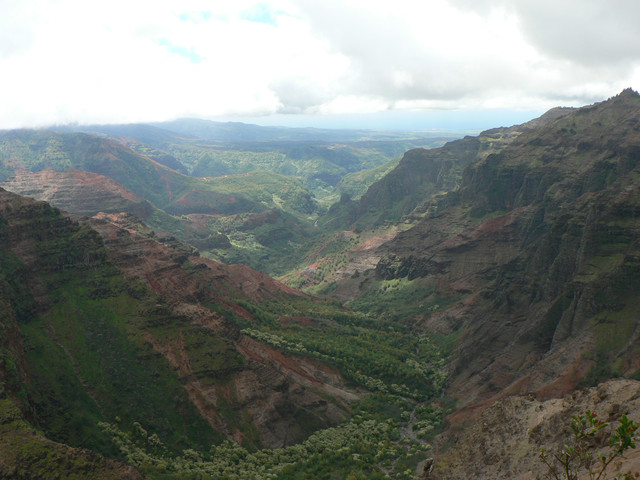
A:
<box><xmin>178</xmin><ymin>11</ymin><xmax>212</xmax><ymax>23</ymax></box>
<box><xmin>157</xmin><ymin>39</ymin><xmax>204</xmax><ymax>64</ymax></box>
<box><xmin>240</xmin><ymin>4</ymin><xmax>278</xmax><ymax>26</ymax></box>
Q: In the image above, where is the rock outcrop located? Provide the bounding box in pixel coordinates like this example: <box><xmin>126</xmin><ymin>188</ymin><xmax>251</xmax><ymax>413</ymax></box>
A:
<box><xmin>322</xmin><ymin>89</ymin><xmax>640</xmax><ymax>416</ymax></box>
<box><xmin>1</xmin><ymin>168</ymin><xmax>154</xmax><ymax>218</ymax></box>
<box><xmin>0</xmin><ymin>187</ymin><xmax>356</xmax><ymax>468</ymax></box>
<box><xmin>429</xmin><ymin>379</ymin><xmax>640</xmax><ymax>480</ymax></box>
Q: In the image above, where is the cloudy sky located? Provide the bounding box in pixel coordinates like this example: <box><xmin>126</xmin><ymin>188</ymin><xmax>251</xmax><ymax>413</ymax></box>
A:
<box><xmin>1</xmin><ymin>0</ymin><xmax>639</xmax><ymax>130</ymax></box>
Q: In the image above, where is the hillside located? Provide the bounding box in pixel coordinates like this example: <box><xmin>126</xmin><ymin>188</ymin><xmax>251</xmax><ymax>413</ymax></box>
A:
<box><xmin>0</xmin><ymin>130</ymin><xmax>325</xmax><ymax>273</ymax></box>
<box><xmin>0</xmin><ymin>188</ymin><xmax>449</xmax><ymax>478</ymax></box>
<box><xmin>2</xmin><ymin>122</ymin><xmax>465</xmax><ymax>277</ymax></box>
<box><xmin>429</xmin><ymin>378</ymin><xmax>640</xmax><ymax>479</ymax></box>
<box><xmin>273</xmin><ymin>90</ymin><xmax>640</xmax><ymax>477</ymax></box>
<box><xmin>303</xmin><ymin>90</ymin><xmax>640</xmax><ymax>418</ymax></box>
<box><xmin>284</xmin><ymin>106</ymin><xmax>573</xmax><ymax>291</ymax></box>
<box><xmin>0</xmin><ymin>168</ymin><xmax>155</xmax><ymax>218</ymax></box>
<box><xmin>0</xmin><ymin>130</ymin><xmax>270</xmax><ymax>215</ymax></box>
<box><xmin>0</xmin><ymin>128</ymin><xmax>443</xmax><ymax>276</ymax></box>
<box><xmin>324</xmin><ymin>105</ymin><xmax>573</xmax><ymax>230</ymax></box>
<box><xmin>376</xmin><ymin>89</ymin><xmax>640</xmax><ymax>406</ymax></box>
<box><xmin>60</xmin><ymin>120</ymin><xmax>460</xmax><ymax>207</ymax></box>
<box><xmin>0</xmin><ymin>188</ymin><xmax>350</xmax><ymax>450</ymax></box>
<box><xmin>1</xmin><ymin>91</ymin><xmax>639</xmax><ymax>479</ymax></box>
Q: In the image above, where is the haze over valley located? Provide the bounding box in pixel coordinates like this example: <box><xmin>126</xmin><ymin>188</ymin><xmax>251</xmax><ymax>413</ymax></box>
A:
<box><xmin>1</xmin><ymin>1</ymin><xmax>640</xmax><ymax>479</ymax></box>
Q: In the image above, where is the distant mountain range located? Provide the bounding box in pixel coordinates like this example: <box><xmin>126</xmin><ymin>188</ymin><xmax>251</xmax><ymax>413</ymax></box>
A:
<box><xmin>58</xmin><ymin>117</ymin><xmax>471</xmax><ymax>143</ymax></box>
<box><xmin>1</xmin><ymin>90</ymin><xmax>639</xmax><ymax>479</ymax></box>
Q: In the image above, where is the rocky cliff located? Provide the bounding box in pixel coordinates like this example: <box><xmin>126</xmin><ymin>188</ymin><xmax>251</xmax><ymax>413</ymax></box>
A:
<box><xmin>352</xmin><ymin>105</ymin><xmax>573</xmax><ymax>229</ymax></box>
<box><xmin>428</xmin><ymin>378</ymin><xmax>640</xmax><ymax>480</ymax></box>
<box><xmin>401</xmin><ymin>90</ymin><xmax>640</xmax><ymax>407</ymax></box>
<box><xmin>1</xmin><ymin>168</ymin><xmax>155</xmax><ymax>218</ymax></box>
<box><xmin>0</xmin><ymin>187</ymin><xmax>357</xmax><ymax>476</ymax></box>
<box><xmin>323</xmin><ymin>90</ymin><xmax>640</xmax><ymax>414</ymax></box>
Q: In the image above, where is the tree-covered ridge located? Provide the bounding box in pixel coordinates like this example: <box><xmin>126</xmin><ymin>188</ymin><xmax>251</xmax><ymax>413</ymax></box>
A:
<box><xmin>56</xmin><ymin>119</ymin><xmax>461</xmax><ymax>207</ymax></box>
<box><xmin>0</xmin><ymin>187</ymin><xmax>451</xmax><ymax>479</ymax></box>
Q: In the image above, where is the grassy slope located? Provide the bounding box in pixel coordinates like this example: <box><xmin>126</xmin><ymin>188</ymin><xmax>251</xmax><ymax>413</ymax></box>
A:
<box><xmin>0</xmin><ymin>206</ymin><xmax>220</xmax><ymax>455</ymax></box>
<box><xmin>0</xmin><ymin>189</ymin><xmax>451</xmax><ymax>479</ymax></box>
<box><xmin>0</xmin><ymin>398</ymin><xmax>146</xmax><ymax>480</ymax></box>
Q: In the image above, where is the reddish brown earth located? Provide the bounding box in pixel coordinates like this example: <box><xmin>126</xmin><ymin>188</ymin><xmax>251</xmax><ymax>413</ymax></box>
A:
<box><xmin>428</xmin><ymin>379</ymin><xmax>640</xmax><ymax>480</ymax></box>
<box><xmin>87</xmin><ymin>212</ymin><xmax>358</xmax><ymax>448</ymax></box>
<box><xmin>1</xmin><ymin>169</ymin><xmax>153</xmax><ymax>218</ymax></box>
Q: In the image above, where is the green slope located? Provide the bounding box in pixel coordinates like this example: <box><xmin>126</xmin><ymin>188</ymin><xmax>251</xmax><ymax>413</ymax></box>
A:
<box><xmin>0</xmin><ymin>187</ymin><xmax>452</xmax><ymax>479</ymax></box>
<box><xmin>339</xmin><ymin>89</ymin><xmax>640</xmax><ymax>403</ymax></box>
<box><xmin>0</xmin><ymin>196</ymin><xmax>220</xmax><ymax>455</ymax></box>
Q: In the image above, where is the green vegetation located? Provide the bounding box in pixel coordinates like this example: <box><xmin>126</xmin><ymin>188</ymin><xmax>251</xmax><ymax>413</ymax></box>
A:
<box><xmin>346</xmin><ymin>277</ymin><xmax>460</xmax><ymax>320</ymax></box>
<box><xmin>0</xmin><ymin>398</ymin><xmax>132</xmax><ymax>480</ymax></box>
<box><xmin>201</xmin><ymin>209</ymin><xmax>315</xmax><ymax>275</ymax></box>
<box><xmin>235</xmin><ymin>293</ymin><xmax>449</xmax><ymax>400</ymax></box>
<box><xmin>19</xmin><ymin>254</ymin><xmax>223</xmax><ymax>455</ymax></box>
<box><xmin>335</xmin><ymin>157</ymin><xmax>402</xmax><ymax>201</ymax></box>
<box><xmin>160</xmin><ymin>138</ymin><xmax>444</xmax><ymax>207</ymax></box>
<box><xmin>0</xmin><ymin>199</ymin><xmax>232</xmax><ymax>457</ymax></box>
<box><xmin>202</xmin><ymin>171</ymin><xmax>317</xmax><ymax>215</ymax></box>
<box><xmin>0</xmin><ymin>188</ymin><xmax>451</xmax><ymax>480</ymax></box>
<box><xmin>99</xmin><ymin>412</ymin><xmax>431</xmax><ymax>480</ymax></box>
<box><xmin>93</xmin><ymin>295</ymin><xmax>451</xmax><ymax>479</ymax></box>
<box><xmin>540</xmin><ymin>410</ymin><xmax>639</xmax><ymax>480</ymax></box>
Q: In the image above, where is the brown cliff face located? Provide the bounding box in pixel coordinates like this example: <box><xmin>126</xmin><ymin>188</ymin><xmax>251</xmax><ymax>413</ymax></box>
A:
<box><xmin>324</xmin><ymin>90</ymin><xmax>640</xmax><ymax>417</ymax></box>
<box><xmin>0</xmin><ymin>188</ymin><xmax>356</xmax><ymax>463</ymax></box>
<box><xmin>418</xmin><ymin>90</ymin><xmax>640</xmax><ymax>408</ymax></box>
<box><xmin>86</xmin><ymin>212</ymin><xmax>356</xmax><ymax>448</ymax></box>
<box><xmin>1</xmin><ymin>169</ymin><xmax>154</xmax><ymax>218</ymax></box>
<box><xmin>353</xmin><ymin>105</ymin><xmax>573</xmax><ymax>230</ymax></box>
<box><xmin>429</xmin><ymin>379</ymin><xmax>640</xmax><ymax>480</ymax></box>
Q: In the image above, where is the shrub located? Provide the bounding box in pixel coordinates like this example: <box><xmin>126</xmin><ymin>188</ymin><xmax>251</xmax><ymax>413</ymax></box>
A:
<box><xmin>540</xmin><ymin>410</ymin><xmax>639</xmax><ymax>480</ymax></box>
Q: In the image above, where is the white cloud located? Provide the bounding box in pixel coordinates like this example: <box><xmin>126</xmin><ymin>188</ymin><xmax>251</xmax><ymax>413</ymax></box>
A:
<box><xmin>0</xmin><ymin>0</ymin><xmax>638</xmax><ymax>129</ymax></box>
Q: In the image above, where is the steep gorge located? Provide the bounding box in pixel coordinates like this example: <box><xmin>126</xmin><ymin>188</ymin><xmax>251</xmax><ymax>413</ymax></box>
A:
<box><xmin>0</xmin><ymin>187</ymin><xmax>357</xmax><ymax>472</ymax></box>
<box><xmin>387</xmin><ymin>90</ymin><xmax>640</xmax><ymax>409</ymax></box>
<box><xmin>1</xmin><ymin>91</ymin><xmax>640</xmax><ymax>478</ymax></box>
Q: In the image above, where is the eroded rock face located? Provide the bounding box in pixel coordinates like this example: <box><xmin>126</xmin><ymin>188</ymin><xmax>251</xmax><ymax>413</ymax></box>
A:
<box><xmin>346</xmin><ymin>90</ymin><xmax>640</xmax><ymax>411</ymax></box>
<box><xmin>1</xmin><ymin>169</ymin><xmax>154</xmax><ymax>219</ymax></box>
<box><xmin>429</xmin><ymin>379</ymin><xmax>640</xmax><ymax>480</ymax></box>
<box><xmin>87</xmin><ymin>212</ymin><xmax>356</xmax><ymax>448</ymax></box>
<box><xmin>0</xmin><ymin>189</ymin><xmax>357</xmax><ymax>457</ymax></box>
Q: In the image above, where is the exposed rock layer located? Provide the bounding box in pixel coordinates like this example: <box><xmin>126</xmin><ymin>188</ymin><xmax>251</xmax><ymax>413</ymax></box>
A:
<box><xmin>430</xmin><ymin>379</ymin><xmax>640</xmax><ymax>480</ymax></box>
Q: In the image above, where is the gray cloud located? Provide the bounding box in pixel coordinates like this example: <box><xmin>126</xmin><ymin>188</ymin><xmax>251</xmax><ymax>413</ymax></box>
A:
<box><xmin>294</xmin><ymin>3</ymin><xmax>455</xmax><ymax>101</ymax></box>
<box><xmin>1</xmin><ymin>0</ymin><xmax>638</xmax><ymax>128</ymax></box>
<box><xmin>451</xmin><ymin>0</ymin><xmax>640</xmax><ymax>66</ymax></box>
<box><xmin>269</xmin><ymin>77</ymin><xmax>333</xmax><ymax>113</ymax></box>
<box><xmin>294</xmin><ymin>1</ymin><xmax>527</xmax><ymax>103</ymax></box>
<box><xmin>290</xmin><ymin>0</ymin><xmax>640</xmax><ymax>112</ymax></box>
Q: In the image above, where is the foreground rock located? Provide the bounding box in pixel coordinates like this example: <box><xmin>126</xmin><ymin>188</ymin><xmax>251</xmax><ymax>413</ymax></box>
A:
<box><xmin>429</xmin><ymin>379</ymin><xmax>640</xmax><ymax>479</ymax></box>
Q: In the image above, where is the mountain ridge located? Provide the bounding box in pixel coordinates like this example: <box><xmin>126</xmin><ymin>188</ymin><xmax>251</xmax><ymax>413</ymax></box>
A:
<box><xmin>346</xmin><ymin>88</ymin><xmax>640</xmax><ymax>408</ymax></box>
<box><xmin>1</xmin><ymin>90</ymin><xmax>639</xmax><ymax>479</ymax></box>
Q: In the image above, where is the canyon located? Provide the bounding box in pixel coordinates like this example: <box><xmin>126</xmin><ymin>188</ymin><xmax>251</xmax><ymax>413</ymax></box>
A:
<box><xmin>1</xmin><ymin>90</ymin><xmax>639</xmax><ymax>478</ymax></box>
